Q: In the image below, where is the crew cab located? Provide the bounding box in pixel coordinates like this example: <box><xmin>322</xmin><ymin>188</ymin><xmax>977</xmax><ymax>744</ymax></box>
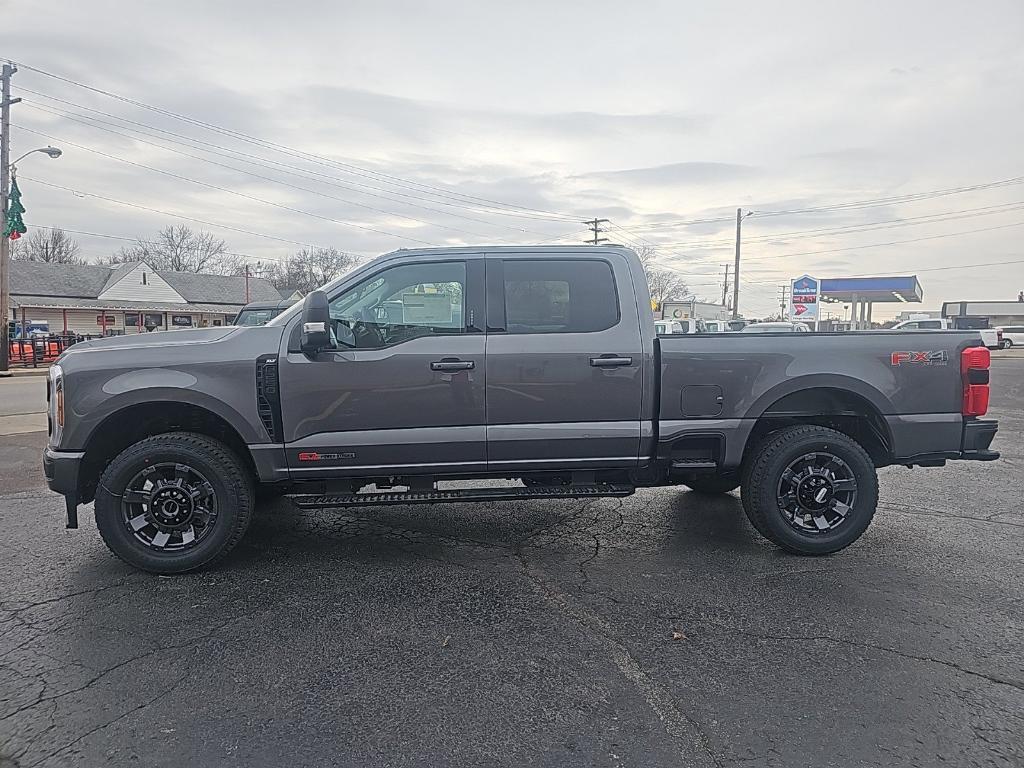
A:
<box><xmin>43</xmin><ymin>246</ymin><xmax>999</xmax><ymax>573</ymax></box>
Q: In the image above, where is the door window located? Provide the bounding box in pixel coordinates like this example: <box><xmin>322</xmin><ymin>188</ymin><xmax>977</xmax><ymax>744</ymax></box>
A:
<box><xmin>918</xmin><ymin>320</ymin><xmax>943</xmax><ymax>329</ymax></box>
<box><xmin>501</xmin><ymin>259</ymin><xmax>618</xmax><ymax>334</ymax></box>
<box><xmin>328</xmin><ymin>261</ymin><xmax>467</xmax><ymax>349</ymax></box>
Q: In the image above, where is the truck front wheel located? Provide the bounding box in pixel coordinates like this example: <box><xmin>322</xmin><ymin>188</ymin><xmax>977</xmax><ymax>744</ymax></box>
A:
<box><xmin>94</xmin><ymin>433</ymin><xmax>255</xmax><ymax>574</ymax></box>
<box><xmin>741</xmin><ymin>425</ymin><xmax>878</xmax><ymax>555</ymax></box>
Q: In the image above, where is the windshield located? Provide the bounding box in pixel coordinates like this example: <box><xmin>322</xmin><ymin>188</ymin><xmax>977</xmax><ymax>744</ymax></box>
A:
<box><xmin>743</xmin><ymin>324</ymin><xmax>795</xmax><ymax>333</ymax></box>
<box><xmin>233</xmin><ymin>308</ymin><xmax>283</xmax><ymax>327</ymax></box>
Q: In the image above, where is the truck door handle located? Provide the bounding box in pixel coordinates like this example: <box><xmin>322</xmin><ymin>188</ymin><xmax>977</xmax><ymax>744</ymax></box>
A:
<box><xmin>431</xmin><ymin>359</ymin><xmax>475</xmax><ymax>371</ymax></box>
<box><xmin>590</xmin><ymin>356</ymin><xmax>633</xmax><ymax>368</ymax></box>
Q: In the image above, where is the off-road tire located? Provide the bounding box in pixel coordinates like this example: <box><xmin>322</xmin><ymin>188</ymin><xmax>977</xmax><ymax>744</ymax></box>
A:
<box><xmin>94</xmin><ymin>432</ymin><xmax>255</xmax><ymax>574</ymax></box>
<box><xmin>740</xmin><ymin>425</ymin><xmax>878</xmax><ymax>555</ymax></box>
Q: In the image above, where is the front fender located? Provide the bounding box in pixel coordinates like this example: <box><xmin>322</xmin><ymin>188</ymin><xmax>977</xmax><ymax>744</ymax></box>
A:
<box><xmin>62</xmin><ymin>371</ymin><xmax>262</xmax><ymax>451</ymax></box>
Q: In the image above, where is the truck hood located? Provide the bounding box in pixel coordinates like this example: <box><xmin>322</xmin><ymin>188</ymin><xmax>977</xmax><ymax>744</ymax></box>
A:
<box><xmin>62</xmin><ymin>327</ymin><xmax>239</xmax><ymax>354</ymax></box>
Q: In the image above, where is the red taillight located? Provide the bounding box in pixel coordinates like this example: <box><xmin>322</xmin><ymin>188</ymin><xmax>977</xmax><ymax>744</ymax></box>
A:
<box><xmin>961</xmin><ymin>346</ymin><xmax>990</xmax><ymax>417</ymax></box>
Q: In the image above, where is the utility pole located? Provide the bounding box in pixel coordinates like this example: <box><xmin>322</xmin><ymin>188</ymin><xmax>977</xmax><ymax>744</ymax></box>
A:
<box><xmin>720</xmin><ymin>264</ymin><xmax>730</xmax><ymax>307</ymax></box>
<box><xmin>777</xmin><ymin>283</ymin><xmax>790</xmax><ymax>319</ymax></box>
<box><xmin>244</xmin><ymin>263</ymin><xmax>251</xmax><ymax>303</ymax></box>
<box><xmin>0</xmin><ymin>63</ymin><xmax>20</xmax><ymax>375</ymax></box>
<box><xmin>584</xmin><ymin>218</ymin><xmax>609</xmax><ymax>246</ymax></box>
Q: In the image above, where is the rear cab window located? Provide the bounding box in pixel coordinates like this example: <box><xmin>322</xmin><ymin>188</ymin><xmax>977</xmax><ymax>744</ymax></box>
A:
<box><xmin>498</xmin><ymin>259</ymin><xmax>619</xmax><ymax>334</ymax></box>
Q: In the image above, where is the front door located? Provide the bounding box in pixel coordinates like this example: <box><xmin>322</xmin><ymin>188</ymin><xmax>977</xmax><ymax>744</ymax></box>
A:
<box><xmin>484</xmin><ymin>253</ymin><xmax>645</xmax><ymax>471</ymax></box>
<box><xmin>279</xmin><ymin>257</ymin><xmax>486</xmax><ymax>478</ymax></box>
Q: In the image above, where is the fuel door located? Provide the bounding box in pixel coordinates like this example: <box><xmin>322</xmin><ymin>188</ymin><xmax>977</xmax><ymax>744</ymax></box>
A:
<box><xmin>681</xmin><ymin>385</ymin><xmax>724</xmax><ymax>417</ymax></box>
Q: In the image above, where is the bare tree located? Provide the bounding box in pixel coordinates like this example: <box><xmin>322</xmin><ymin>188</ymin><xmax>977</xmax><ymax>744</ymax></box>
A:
<box><xmin>103</xmin><ymin>225</ymin><xmax>230</xmax><ymax>273</ymax></box>
<box><xmin>10</xmin><ymin>228</ymin><xmax>84</xmax><ymax>264</ymax></box>
<box><xmin>635</xmin><ymin>245</ymin><xmax>688</xmax><ymax>307</ymax></box>
<box><xmin>227</xmin><ymin>248</ymin><xmax>361</xmax><ymax>295</ymax></box>
<box><xmin>286</xmin><ymin>247</ymin><xmax>361</xmax><ymax>294</ymax></box>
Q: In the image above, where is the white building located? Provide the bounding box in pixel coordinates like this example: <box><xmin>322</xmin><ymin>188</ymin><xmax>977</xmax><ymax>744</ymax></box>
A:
<box><xmin>9</xmin><ymin>260</ymin><xmax>283</xmax><ymax>336</ymax></box>
<box><xmin>942</xmin><ymin>300</ymin><xmax>1024</xmax><ymax>327</ymax></box>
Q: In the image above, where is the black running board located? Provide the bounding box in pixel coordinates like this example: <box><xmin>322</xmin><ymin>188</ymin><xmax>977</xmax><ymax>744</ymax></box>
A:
<box><xmin>289</xmin><ymin>484</ymin><xmax>635</xmax><ymax>509</ymax></box>
<box><xmin>670</xmin><ymin>459</ymin><xmax>718</xmax><ymax>471</ymax></box>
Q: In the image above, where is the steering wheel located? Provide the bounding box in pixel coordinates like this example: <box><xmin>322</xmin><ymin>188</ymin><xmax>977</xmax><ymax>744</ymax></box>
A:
<box><xmin>352</xmin><ymin>320</ymin><xmax>385</xmax><ymax>347</ymax></box>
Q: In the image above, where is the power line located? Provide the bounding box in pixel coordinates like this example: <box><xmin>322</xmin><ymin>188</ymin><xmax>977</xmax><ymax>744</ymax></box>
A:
<box><xmin>21</xmin><ymin>175</ymin><xmax>335</xmax><ymax>252</ymax></box>
<box><xmin>9</xmin><ymin>61</ymin><xmax>584</xmax><ymax>222</ymax></box>
<box><xmin>18</xmin><ymin>97</ymin><xmax>568</xmax><ymax>235</ymax></box>
<box><xmin>14</xmin><ymin>122</ymin><xmax>488</xmax><ymax>245</ymax></box>
<box><xmin>613</xmin><ymin>175</ymin><xmax>1024</xmax><ymax>235</ymax></box>
<box><xmin>31</xmin><ymin>224</ymin><xmax>294</xmax><ymax>263</ymax></box>
<box><xmin>745</xmin><ymin>220</ymin><xmax>1024</xmax><ymax>261</ymax></box>
<box><xmin>647</xmin><ymin>200</ymin><xmax>1024</xmax><ymax>249</ymax></box>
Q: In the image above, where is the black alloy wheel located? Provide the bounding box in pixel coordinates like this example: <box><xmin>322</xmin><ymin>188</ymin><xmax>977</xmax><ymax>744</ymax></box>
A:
<box><xmin>776</xmin><ymin>452</ymin><xmax>857</xmax><ymax>534</ymax></box>
<box><xmin>121</xmin><ymin>462</ymin><xmax>219</xmax><ymax>551</ymax></box>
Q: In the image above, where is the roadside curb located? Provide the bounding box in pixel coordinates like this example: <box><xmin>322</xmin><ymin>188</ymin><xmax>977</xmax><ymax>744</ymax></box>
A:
<box><xmin>2</xmin><ymin>367</ymin><xmax>50</xmax><ymax>377</ymax></box>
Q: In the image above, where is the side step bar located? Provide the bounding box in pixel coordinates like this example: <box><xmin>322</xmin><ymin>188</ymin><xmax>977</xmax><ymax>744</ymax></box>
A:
<box><xmin>670</xmin><ymin>458</ymin><xmax>718</xmax><ymax>471</ymax></box>
<box><xmin>289</xmin><ymin>483</ymin><xmax>635</xmax><ymax>509</ymax></box>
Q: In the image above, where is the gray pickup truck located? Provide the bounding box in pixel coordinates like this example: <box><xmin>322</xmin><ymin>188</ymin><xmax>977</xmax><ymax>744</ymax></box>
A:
<box><xmin>43</xmin><ymin>245</ymin><xmax>999</xmax><ymax>573</ymax></box>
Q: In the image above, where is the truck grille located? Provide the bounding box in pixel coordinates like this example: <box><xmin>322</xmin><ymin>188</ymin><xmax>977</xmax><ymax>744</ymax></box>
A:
<box><xmin>255</xmin><ymin>355</ymin><xmax>283</xmax><ymax>442</ymax></box>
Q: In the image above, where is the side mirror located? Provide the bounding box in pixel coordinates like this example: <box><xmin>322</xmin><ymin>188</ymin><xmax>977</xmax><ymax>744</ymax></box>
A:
<box><xmin>299</xmin><ymin>291</ymin><xmax>333</xmax><ymax>355</ymax></box>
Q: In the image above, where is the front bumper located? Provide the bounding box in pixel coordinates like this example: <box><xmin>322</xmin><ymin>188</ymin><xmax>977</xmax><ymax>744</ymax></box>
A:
<box><xmin>43</xmin><ymin>447</ymin><xmax>84</xmax><ymax>528</ymax></box>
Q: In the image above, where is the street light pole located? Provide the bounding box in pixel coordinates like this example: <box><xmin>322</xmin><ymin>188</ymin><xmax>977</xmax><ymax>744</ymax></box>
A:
<box><xmin>0</xmin><ymin>60</ymin><xmax>61</xmax><ymax>374</ymax></box>
<box><xmin>0</xmin><ymin>63</ymin><xmax>18</xmax><ymax>375</ymax></box>
<box><xmin>730</xmin><ymin>208</ymin><xmax>753</xmax><ymax>320</ymax></box>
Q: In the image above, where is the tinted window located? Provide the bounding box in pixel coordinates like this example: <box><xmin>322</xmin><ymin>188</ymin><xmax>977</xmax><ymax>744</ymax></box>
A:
<box><xmin>502</xmin><ymin>260</ymin><xmax>618</xmax><ymax>334</ymax></box>
<box><xmin>328</xmin><ymin>261</ymin><xmax>466</xmax><ymax>349</ymax></box>
<box><xmin>235</xmin><ymin>308</ymin><xmax>282</xmax><ymax>327</ymax></box>
<box><xmin>918</xmin><ymin>320</ymin><xmax>943</xmax><ymax>329</ymax></box>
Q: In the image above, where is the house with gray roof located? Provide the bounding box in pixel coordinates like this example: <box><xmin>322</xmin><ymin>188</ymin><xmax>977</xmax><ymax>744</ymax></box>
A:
<box><xmin>9</xmin><ymin>260</ymin><xmax>281</xmax><ymax>336</ymax></box>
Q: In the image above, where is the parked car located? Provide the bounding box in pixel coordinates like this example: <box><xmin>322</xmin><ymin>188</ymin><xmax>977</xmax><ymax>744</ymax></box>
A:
<box><xmin>44</xmin><ymin>245</ymin><xmax>998</xmax><ymax>573</ymax></box>
<box><xmin>232</xmin><ymin>298</ymin><xmax>299</xmax><ymax>327</ymax></box>
<box><xmin>655</xmin><ymin>318</ymin><xmax>705</xmax><ymax>335</ymax></box>
<box><xmin>995</xmin><ymin>326</ymin><xmax>1024</xmax><ymax>348</ymax></box>
<box><xmin>890</xmin><ymin>318</ymin><xmax>1001</xmax><ymax>350</ymax></box>
<box><xmin>741</xmin><ymin>321</ymin><xmax>810</xmax><ymax>333</ymax></box>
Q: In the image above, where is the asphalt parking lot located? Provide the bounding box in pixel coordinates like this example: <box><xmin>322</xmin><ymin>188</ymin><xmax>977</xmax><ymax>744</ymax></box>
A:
<box><xmin>1</xmin><ymin>358</ymin><xmax>1022</xmax><ymax>768</ymax></box>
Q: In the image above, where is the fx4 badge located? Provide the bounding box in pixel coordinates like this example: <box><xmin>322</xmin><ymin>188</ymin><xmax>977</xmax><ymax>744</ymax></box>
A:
<box><xmin>891</xmin><ymin>351</ymin><xmax>949</xmax><ymax>366</ymax></box>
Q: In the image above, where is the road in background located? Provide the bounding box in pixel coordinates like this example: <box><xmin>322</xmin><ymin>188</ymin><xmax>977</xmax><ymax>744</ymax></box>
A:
<box><xmin>0</xmin><ymin>358</ymin><xmax>1021</xmax><ymax>767</ymax></box>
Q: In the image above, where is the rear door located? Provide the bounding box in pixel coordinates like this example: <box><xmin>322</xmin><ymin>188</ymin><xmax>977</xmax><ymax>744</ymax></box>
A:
<box><xmin>484</xmin><ymin>253</ymin><xmax>644</xmax><ymax>470</ymax></box>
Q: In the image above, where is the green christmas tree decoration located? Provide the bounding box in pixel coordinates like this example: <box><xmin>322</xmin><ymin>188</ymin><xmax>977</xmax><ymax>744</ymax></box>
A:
<box><xmin>3</xmin><ymin>178</ymin><xmax>27</xmax><ymax>240</ymax></box>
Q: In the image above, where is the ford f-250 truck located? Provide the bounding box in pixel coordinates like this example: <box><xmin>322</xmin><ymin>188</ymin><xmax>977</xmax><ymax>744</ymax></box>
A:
<box><xmin>42</xmin><ymin>246</ymin><xmax>999</xmax><ymax>573</ymax></box>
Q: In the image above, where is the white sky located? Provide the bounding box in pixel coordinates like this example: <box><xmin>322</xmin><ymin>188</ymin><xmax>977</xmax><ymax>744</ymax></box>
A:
<box><xmin>5</xmin><ymin>0</ymin><xmax>1024</xmax><ymax>317</ymax></box>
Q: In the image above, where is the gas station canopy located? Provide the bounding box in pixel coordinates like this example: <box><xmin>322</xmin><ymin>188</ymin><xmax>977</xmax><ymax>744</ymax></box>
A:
<box><xmin>819</xmin><ymin>276</ymin><xmax>923</xmax><ymax>304</ymax></box>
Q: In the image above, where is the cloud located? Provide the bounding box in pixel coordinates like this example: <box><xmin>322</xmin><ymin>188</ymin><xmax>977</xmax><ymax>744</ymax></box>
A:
<box><xmin>3</xmin><ymin>0</ymin><xmax>1022</xmax><ymax>317</ymax></box>
<box><xmin>577</xmin><ymin>162</ymin><xmax>759</xmax><ymax>187</ymax></box>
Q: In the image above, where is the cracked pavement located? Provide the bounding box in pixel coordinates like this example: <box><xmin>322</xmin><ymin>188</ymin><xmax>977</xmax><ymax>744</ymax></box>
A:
<box><xmin>0</xmin><ymin>358</ymin><xmax>1022</xmax><ymax>767</ymax></box>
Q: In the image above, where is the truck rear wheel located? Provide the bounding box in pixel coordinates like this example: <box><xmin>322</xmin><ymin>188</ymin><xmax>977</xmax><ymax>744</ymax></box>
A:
<box><xmin>94</xmin><ymin>432</ymin><xmax>255</xmax><ymax>574</ymax></box>
<box><xmin>741</xmin><ymin>425</ymin><xmax>878</xmax><ymax>555</ymax></box>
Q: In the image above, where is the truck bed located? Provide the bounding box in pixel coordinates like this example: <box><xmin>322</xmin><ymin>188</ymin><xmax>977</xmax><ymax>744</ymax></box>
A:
<box><xmin>654</xmin><ymin>330</ymin><xmax>992</xmax><ymax>469</ymax></box>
